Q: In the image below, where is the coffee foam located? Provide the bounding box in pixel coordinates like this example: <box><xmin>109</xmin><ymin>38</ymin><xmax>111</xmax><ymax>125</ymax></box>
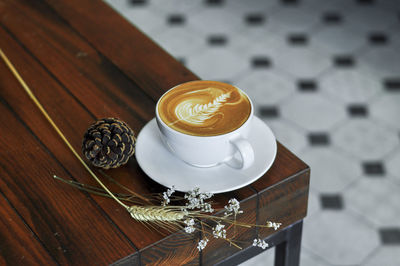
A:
<box><xmin>158</xmin><ymin>81</ymin><xmax>251</xmax><ymax>136</ymax></box>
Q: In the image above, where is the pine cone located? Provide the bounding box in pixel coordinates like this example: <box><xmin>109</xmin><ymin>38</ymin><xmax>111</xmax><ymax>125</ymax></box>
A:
<box><xmin>82</xmin><ymin>118</ymin><xmax>136</xmax><ymax>169</ymax></box>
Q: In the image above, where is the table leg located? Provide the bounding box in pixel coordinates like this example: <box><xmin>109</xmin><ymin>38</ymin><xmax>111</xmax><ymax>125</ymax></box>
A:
<box><xmin>275</xmin><ymin>220</ymin><xmax>303</xmax><ymax>266</ymax></box>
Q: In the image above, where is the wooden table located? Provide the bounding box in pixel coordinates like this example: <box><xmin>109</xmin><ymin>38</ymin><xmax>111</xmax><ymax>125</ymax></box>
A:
<box><xmin>0</xmin><ymin>1</ymin><xmax>310</xmax><ymax>265</ymax></box>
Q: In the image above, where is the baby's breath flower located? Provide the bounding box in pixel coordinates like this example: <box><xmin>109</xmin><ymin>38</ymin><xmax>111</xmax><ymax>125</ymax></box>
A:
<box><xmin>186</xmin><ymin>197</ymin><xmax>199</xmax><ymax>209</ymax></box>
<box><xmin>253</xmin><ymin>238</ymin><xmax>269</xmax><ymax>249</ymax></box>
<box><xmin>184</xmin><ymin>218</ymin><xmax>196</xmax><ymax>233</ymax></box>
<box><xmin>266</xmin><ymin>221</ymin><xmax>282</xmax><ymax>230</ymax></box>
<box><xmin>167</xmin><ymin>186</ymin><xmax>175</xmax><ymax>196</ymax></box>
<box><xmin>185</xmin><ymin>187</ymin><xmax>200</xmax><ymax>200</ymax></box>
<box><xmin>200</xmin><ymin>191</ymin><xmax>213</xmax><ymax>200</ymax></box>
<box><xmin>184</xmin><ymin>218</ymin><xmax>195</xmax><ymax>226</ymax></box>
<box><xmin>161</xmin><ymin>194</ymin><xmax>170</xmax><ymax>206</ymax></box>
<box><xmin>212</xmin><ymin>223</ymin><xmax>227</xmax><ymax>239</ymax></box>
<box><xmin>184</xmin><ymin>188</ymin><xmax>214</xmax><ymax>212</ymax></box>
<box><xmin>184</xmin><ymin>227</ymin><xmax>195</xmax><ymax>233</ymax></box>
<box><xmin>201</xmin><ymin>202</ymin><xmax>214</xmax><ymax>213</ymax></box>
<box><xmin>155</xmin><ymin>186</ymin><xmax>280</xmax><ymax>251</ymax></box>
<box><xmin>197</xmin><ymin>238</ymin><xmax>209</xmax><ymax>251</ymax></box>
<box><xmin>224</xmin><ymin>198</ymin><xmax>243</xmax><ymax>216</ymax></box>
<box><xmin>161</xmin><ymin>186</ymin><xmax>175</xmax><ymax>206</ymax></box>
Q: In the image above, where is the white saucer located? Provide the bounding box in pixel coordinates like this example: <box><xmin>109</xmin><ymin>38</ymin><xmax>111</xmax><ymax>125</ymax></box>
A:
<box><xmin>135</xmin><ymin>116</ymin><xmax>277</xmax><ymax>194</ymax></box>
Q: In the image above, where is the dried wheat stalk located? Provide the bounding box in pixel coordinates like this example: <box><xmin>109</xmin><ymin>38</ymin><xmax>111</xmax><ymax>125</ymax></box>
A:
<box><xmin>127</xmin><ymin>206</ymin><xmax>186</xmax><ymax>222</ymax></box>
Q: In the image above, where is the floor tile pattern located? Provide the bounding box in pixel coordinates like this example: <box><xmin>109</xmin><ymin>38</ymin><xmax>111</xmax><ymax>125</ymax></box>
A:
<box><xmin>106</xmin><ymin>0</ymin><xmax>400</xmax><ymax>264</ymax></box>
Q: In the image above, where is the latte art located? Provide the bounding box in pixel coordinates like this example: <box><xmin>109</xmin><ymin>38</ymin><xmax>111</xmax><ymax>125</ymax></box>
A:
<box><xmin>158</xmin><ymin>81</ymin><xmax>251</xmax><ymax>136</ymax></box>
<box><xmin>174</xmin><ymin>90</ymin><xmax>231</xmax><ymax>125</ymax></box>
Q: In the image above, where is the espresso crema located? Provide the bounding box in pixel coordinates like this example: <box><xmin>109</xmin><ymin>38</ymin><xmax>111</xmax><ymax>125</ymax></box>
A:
<box><xmin>157</xmin><ymin>81</ymin><xmax>251</xmax><ymax>136</ymax></box>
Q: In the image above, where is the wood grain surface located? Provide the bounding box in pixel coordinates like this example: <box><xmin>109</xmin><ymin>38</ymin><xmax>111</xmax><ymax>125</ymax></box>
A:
<box><xmin>0</xmin><ymin>191</ymin><xmax>56</xmax><ymax>265</ymax></box>
<box><xmin>0</xmin><ymin>0</ymin><xmax>310</xmax><ymax>265</ymax></box>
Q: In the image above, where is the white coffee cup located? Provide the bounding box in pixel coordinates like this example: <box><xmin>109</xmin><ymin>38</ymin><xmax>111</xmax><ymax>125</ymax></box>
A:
<box><xmin>155</xmin><ymin>82</ymin><xmax>255</xmax><ymax>169</ymax></box>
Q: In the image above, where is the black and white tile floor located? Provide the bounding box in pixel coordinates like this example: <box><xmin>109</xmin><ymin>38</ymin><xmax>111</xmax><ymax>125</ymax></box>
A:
<box><xmin>105</xmin><ymin>0</ymin><xmax>400</xmax><ymax>265</ymax></box>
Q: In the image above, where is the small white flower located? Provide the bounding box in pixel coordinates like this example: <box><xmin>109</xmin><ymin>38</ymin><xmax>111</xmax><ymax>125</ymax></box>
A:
<box><xmin>200</xmin><ymin>191</ymin><xmax>213</xmax><ymax>200</ymax></box>
<box><xmin>184</xmin><ymin>218</ymin><xmax>196</xmax><ymax>233</ymax></box>
<box><xmin>201</xmin><ymin>202</ymin><xmax>214</xmax><ymax>213</ymax></box>
<box><xmin>161</xmin><ymin>186</ymin><xmax>175</xmax><ymax>206</ymax></box>
<box><xmin>184</xmin><ymin>218</ymin><xmax>195</xmax><ymax>226</ymax></box>
<box><xmin>197</xmin><ymin>238</ymin><xmax>209</xmax><ymax>251</ymax></box>
<box><xmin>184</xmin><ymin>226</ymin><xmax>195</xmax><ymax>233</ymax></box>
<box><xmin>253</xmin><ymin>238</ymin><xmax>269</xmax><ymax>249</ymax></box>
<box><xmin>266</xmin><ymin>221</ymin><xmax>282</xmax><ymax>230</ymax></box>
<box><xmin>224</xmin><ymin>198</ymin><xmax>243</xmax><ymax>216</ymax></box>
<box><xmin>184</xmin><ymin>188</ymin><xmax>214</xmax><ymax>211</ymax></box>
<box><xmin>161</xmin><ymin>194</ymin><xmax>170</xmax><ymax>206</ymax></box>
<box><xmin>212</xmin><ymin>223</ymin><xmax>227</xmax><ymax>239</ymax></box>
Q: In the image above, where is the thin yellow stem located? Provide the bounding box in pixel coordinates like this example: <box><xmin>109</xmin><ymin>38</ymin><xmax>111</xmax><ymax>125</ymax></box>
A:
<box><xmin>0</xmin><ymin>48</ymin><xmax>128</xmax><ymax>210</ymax></box>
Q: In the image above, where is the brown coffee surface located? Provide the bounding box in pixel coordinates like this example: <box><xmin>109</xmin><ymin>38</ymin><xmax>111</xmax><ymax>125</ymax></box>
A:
<box><xmin>158</xmin><ymin>80</ymin><xmax>251</xmax><ymax>136</ymax></box>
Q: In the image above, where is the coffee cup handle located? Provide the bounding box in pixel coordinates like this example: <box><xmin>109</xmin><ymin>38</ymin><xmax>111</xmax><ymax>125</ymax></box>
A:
<box><xmin>226</xmin><ymin>137</ymin><xmax>255</xmax><ymax>169</ymax></box>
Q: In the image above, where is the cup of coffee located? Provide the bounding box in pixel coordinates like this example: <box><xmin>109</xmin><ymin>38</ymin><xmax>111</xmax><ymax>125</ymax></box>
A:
<box><xmin>156</xmin><ymin>80</ymin><xmax>254</xmax><ymax>169</ymax></box>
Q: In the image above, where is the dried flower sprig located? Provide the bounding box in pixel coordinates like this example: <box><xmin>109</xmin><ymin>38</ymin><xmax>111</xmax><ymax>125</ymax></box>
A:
<box><xmin>253</xmin><ymin>238</ymin><xmax>269</xmax><ymax>249</ymax></box>
<box><xmin>0</xmin><ymin>48</ymin><xmax>281</xmax><ymax>252</ymax></box>
<box><xmin>224</xmin><ymin>198</ymin><xmax>243</xmax><ymax>216</ymax></box>
<box><xmin>53</xmin><ymin>175</ymin><xmax>282</xmax><ymax>250</ymax></box>
<box><xmin>162</xmin><ymin>186</ymin><xmax>175</xmax><ymax>206</ymax></box>
<box><xmin>197</xmin><ymin>238</ymin><xmax>209</xmax><ymax>251</ymax></box>
<box><xmin>157</xmin><ymin>187</ymin><xmax>282</xmax><ymax>250</ymax></box>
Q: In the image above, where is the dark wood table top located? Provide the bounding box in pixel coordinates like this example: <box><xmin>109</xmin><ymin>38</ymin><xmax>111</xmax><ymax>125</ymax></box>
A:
<box><xmin>0</xmin><ymin>0</ymin><xmax>310</xmax><ymax>265</ymax></box>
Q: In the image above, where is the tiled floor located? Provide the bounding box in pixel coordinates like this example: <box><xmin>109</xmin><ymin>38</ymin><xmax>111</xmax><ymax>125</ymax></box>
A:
<box><xmin>105</xmin><ymin>0</ymin><xmax>400</xmax><ymax>265</ymax></box>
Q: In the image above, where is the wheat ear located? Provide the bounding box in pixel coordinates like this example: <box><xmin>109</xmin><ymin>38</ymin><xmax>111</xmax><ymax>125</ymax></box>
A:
<box><xmin>127</xmin><ymin>206</ymin><xmax>186</xmax><ymax>222</ymax></box>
